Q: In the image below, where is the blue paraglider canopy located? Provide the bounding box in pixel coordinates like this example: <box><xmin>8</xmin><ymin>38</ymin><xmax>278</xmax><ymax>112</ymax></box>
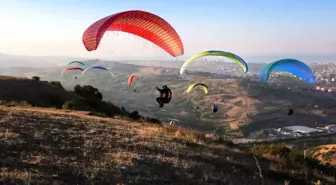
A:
<box><xmin>259</xmin><ymin>58</ymin><xmax>316</xmax><ymax>85</ymax></box>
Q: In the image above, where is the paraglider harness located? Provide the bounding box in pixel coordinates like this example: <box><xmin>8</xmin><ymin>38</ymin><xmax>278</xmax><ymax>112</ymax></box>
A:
<box><xmin>156</xmin><ymin>86</ymin><xmax>172</xmax><ymax>106</ymax></box>
<box><xmin>288</xmin><ymin>108</ymin><xmax>294</xmax><ymax>116</ymax></box>
<box><xmin>212</xmin><ymin>104</ymin><xmax>219</xmax><ymax>113</ymax></box>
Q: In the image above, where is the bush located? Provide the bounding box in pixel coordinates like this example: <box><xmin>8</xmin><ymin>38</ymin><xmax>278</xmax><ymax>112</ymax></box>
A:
<box><xmin>251</xmin><ymin>144</ymin><xmax>291</xmax><ymax>157</ymax></box>
<box><xmin>62</xmin><ymin>101</ymin><xmax>77</xmax><ymax>110</ymax></box>
<box><xmin>32</xmin><ymin>76</ymin><xmax>40</xmax><ymax>81</ymax></box>
<box><xmin>129</xmin><ymin>111</ymin><xmax>141</xmax><ymax>120</ymax></box>
<box><xmin>145</xmin><ymin>117</ymin><xmax>162</xmax><ymax>124</ymax></box>
<box><xmin>61</xmin><ymin>100</ymin><xmax>88</xmax><ymax>110</ymax></box>
<box><xmin>73</xmin><ymin>85</ymin><xmax>102</xmax><ymax>101</ymax></box>
<box><xmin>18</xmin><ymin>101</ymin><xmax>32</xmax><ymax>107</ymax></box>
<box><xmin>49</xmin><ymin>81</ymin><xmax>64</xmax><ymax>89</ymax></box>
<box><xmin>40</xmin><ymin>93</ymin><xmax>64</xmax><ymax>108</ymax></box>
<box><xmin>251</xmin><ymin>143</ymin><xmax>336</xmax><ymax>179</ymax></box>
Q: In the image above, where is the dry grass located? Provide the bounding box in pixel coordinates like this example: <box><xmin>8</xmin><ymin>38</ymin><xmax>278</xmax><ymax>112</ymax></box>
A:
<box><xmin>229</xmin><ymin>123</ymin><xmax>240</xmax><ymax>130</ymax></box>
<box><xmin>313</xmin><ymin>144</ymin><xmax>336</xmax><ymax>166</ymax></box>
<box><xmin>0</xmin><ymin>106</ymin><xmax>288</xmax><ymax>185</ymax></box>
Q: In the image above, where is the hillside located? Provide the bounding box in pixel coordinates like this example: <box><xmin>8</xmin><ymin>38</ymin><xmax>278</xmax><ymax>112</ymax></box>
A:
<box><xmin>1</xmin><ymin>106</ymin><xmax>335</xmax><ymax>185</ymax></box>
<box><xmin>2</xmin><ymin>61</ymin><xmax>336</xmax><ymax>139</ymax></box>
<box><xmin>309</xmin><ymin>144</ymin><xmax>336</xmax><ymax>166</ymax></box>
<box><xmin>0</xmin><ymin>75</ymin><xmax>87</xmax><ymax>108</ymax></box>
<box><xmin>0</xmin><ymin>75</ymin><xmax>160</xmax><ymax>124</ymax></box>
<box><xmin>0</xmin><ymin>74</ymin><xmax>335</xmax><ymax>184</ymax></box>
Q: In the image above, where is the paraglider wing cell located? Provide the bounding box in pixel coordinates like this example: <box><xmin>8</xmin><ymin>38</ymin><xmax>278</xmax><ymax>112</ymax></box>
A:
<box><xmin>260</xmin><ymin>59</ymin><xmax>316</xmax><ymax>85</ymax></box>
<box><xmin>82</xmin><ymin>10</ymin><xmax>184</xmax><ymax>57</ymax></box>
<box><xmin>180</xmin><ymin>50</ymin><xmax>248</xmax><ymax>75</ymax></box>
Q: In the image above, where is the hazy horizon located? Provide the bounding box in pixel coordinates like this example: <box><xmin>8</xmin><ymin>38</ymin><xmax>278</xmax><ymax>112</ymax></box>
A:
<box><xmin>0</xmin><ymin>0</ymin><xmax>336</xmax><ymax>63</ymax></box>
<box><xmin>1</xmin><ymin>52</ymin><xmax>336</xmax><ymax>67</ymax></box>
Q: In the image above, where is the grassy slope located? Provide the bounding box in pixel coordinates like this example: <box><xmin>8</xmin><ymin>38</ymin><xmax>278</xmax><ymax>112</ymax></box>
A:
<box><xmin>2</xmin><ymin>106</ymin><xmax>336</xmax><ymax>184</ymax></box>
<box><xmin>0</xmin><ymin>106</ymin><xmax>303</xmax><ymax>185</ymax></box>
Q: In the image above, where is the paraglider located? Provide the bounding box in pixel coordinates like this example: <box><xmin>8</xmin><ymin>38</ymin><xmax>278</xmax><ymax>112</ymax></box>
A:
<box><xmin>82</xmin><ymin>10</ymin><xmax>184</xmax><ymax>57</ymax></box>
<box><xmin>128</xmin><ymin>75</ymin><xmax>136</xmax><ymax>92</ymax></box>
<box><xmin>186</xmin><ymin>83</ymin><xmax>208</xmax><ymax>110</ymax></box>
<box><xmin>288</xmin><ymin>108</ymin><xmax>294</xmax><ymax>116</ymax></box>
<box><xmin>186</xmin><ymin>83</ymin><xmax>209</xmax><ymax>94</ymax></box>
<box><xmin>156</xmin><ymin>85</ymin><xmax>172</xmax><ymax>108</ymax></box>
<box><xmin>61</xmin><ymin>67</ymin><xmax>84</xmax><ymax>76</ymax></box>
<box><xmin>260</xmin><ymin>59</ymin><xmax>316</xmax><ymax>85</ymax></box>
<box><xmin>67</xmin><ymin>61</ymin><xmax>87</xmax><ymax>69</ymax></box>
<box><xmin>81</xmin><ymin>66</ymin><xmax>114</xmax><ymax>77</ymax></box>
<box><xmin>180</xmin><ymin>50</ymin><xmax>248</xmax><ymax>75</ymax></box>
<box><xmin>212</xmin><ymin>104</ymin><xmax>219</xmax><ymax>113</ymax></box>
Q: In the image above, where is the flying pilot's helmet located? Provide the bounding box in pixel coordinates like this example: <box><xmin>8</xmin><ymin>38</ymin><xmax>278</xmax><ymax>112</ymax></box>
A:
<box><xmin>162</xmin><ymin>85</ymin><xmax>168</xmax><ymax>89</ymax></box>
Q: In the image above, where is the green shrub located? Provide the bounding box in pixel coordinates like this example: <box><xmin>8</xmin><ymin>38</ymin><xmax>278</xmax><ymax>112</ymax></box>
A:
<box><xmin>62</xmin><ymin>101</ymin><xmax>80</xmax><ymax>110</ymax></box>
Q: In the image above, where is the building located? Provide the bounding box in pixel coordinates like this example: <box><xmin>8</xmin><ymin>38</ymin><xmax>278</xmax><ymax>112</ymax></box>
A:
<box><xmin>284</xmin><ymin>126</ymin><xmax>322</xmax><ymax>134</ymax></box>
<box><xmin>325</xmin><ymin>125</ymin><xmax>336</xmax><ymax>131</ymax></box>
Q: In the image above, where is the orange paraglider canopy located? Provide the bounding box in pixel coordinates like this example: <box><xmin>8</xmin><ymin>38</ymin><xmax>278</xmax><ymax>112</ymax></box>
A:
<box><xmin>128</xmin><ymin>75</ymin><xmax>136</xmax><ymax>86</ymax></box>
<box><xmin>82</xmin><ymin>10</ymin><xmax>184</xmax><ymax>57</ymax></box>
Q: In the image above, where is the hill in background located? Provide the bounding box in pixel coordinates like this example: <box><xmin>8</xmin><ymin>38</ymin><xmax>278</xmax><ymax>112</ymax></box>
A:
<box><xmin>0</xmin><ymin>63</ymin><xmax>335</xmax><ymax>184</ymax></box>
<box><xmin>4</xmin><ymin>60</ymin><xmax>336</xmax><ymax>139</ymax></box>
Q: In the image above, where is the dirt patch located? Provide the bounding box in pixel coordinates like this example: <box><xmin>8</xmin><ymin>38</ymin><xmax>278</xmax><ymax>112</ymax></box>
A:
<box><xmin>313</xmin><ymin>144</ymin><xmax>336</xmax><ymax>166</ymax></box>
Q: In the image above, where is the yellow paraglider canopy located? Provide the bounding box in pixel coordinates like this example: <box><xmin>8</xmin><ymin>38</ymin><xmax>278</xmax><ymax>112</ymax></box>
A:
<box><xmin>186</xmin><ymin>83</ymin><xmax>208</xmax><ymax>94</ymax></box>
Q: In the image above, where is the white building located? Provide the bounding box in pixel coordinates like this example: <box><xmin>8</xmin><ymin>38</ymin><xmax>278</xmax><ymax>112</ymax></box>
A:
<box><xmin>325</xmin><ymin>125</ymin><xmax>336</xmax><ymax>131</ymax></box>
<box><xmin>284</xmin><ymin>126</ymin><xmax>322</xmax><ymax>134</ymax></box>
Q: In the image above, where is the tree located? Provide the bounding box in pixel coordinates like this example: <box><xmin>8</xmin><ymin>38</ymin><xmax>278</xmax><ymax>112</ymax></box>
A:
<box><xmin>32</xmin><ymin>76</ymin><xmax>40</xmax><ymax>81</ymax></box>
<box><xmin>73</xmin><ymin>85</ymin><xmax>103</xmax><ymax>101</ymax></box>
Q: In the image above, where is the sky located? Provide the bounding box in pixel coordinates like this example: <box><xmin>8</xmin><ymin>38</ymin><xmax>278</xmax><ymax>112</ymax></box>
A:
<box><xmin>0</xmin><ymin>0</ymin><xmax>336</xmax><ymax>62</ymax></box>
